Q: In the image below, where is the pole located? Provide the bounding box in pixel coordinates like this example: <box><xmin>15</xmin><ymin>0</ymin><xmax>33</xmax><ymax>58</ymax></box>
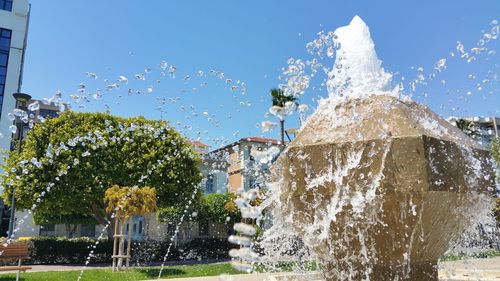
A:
<box><xmin>126</xmin><ymin>219</ymin><xmax>132</xmax><ymax>268</ymax></box>
<box><xmin>280</xmin><ymin>119</ymin><xmax>285</xmax><ymax>151</ymax></box>
<box><xmin>7</xmin><ymin>119</ymin><xmax>24</xmax><ymax>238</ymax></box>
<box><xmin>112</xmin><ymin>218</ymin><xmax>119</xmax><ymax>271</ymax></box>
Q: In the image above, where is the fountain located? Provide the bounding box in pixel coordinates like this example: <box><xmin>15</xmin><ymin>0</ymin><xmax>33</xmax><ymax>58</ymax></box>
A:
<box><xmin>266</xmin><ymin>16</ymin><xmax>496</xmax><ymax>281</ymax></box>
<box><xmin>0</xmin><ymin>8</ymin><xmax>497</xmax><ymax>281</ymax></box>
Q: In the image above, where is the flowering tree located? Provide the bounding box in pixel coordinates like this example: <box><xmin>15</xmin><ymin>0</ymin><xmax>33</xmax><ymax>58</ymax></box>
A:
<box><xmin>105</xmin><ymin>185</ymin><xmax>157</xmax><ymax>270</ymax></box>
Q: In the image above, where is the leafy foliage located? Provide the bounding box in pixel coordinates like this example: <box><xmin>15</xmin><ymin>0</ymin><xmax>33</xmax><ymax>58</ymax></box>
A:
<box><xmin>270</xmin><ymin>88</ymin><xmax>298</xmax><ymax>107</ymax></box>
<box><xmin>491</xmin><ymin>137</ymin><xmax>500</xmax><ymax>164</ymax></box>
<box><xmin>158</xmin><ymin>193</ymin><xmax>240</xmax><ymax>225</ymax></box>
<box><xmin>1</xmin><ymin>111</ymin><xmax>202</xmax><ymax>228</ymax></box>
<box><xmin>199</xmin><ymin>193</ymin><xmax>241</xmax><ymax>224</ymax></box>
<box><xmin>270</xmin><ymin>88</ymin><xmax>299</xmax><ymax>143</ymax></box>
<box><xmin>105</xmin><ymin>185</ymin><xmax>157</xmax><ymax>221</ymax></box>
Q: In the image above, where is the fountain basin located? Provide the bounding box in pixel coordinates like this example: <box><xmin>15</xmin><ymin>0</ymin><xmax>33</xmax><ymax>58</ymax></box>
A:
<box><xmin>274</xmin><ymin>95</ymin><xmax>495</xmax><ymax>280</ymax></box>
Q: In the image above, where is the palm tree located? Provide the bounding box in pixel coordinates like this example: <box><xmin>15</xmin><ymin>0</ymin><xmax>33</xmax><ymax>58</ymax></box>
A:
<box><xmin>270</xmin><ymin>88</ymin><xmax>298</xmax><ymax>148</ymax></box>
<box><xmin>455</xmin><ymin>118</ymin><xmax>479</xmax><ymax>138</ymax></box>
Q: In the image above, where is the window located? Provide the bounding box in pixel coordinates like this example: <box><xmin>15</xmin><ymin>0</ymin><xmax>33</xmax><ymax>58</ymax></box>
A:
<box><xmin>39</xmin><ymin>109</ymin><xmax>59</xmax><ymax>118</ymax></box>
<box><xmin>0</xmin><ymin>28</ymin><xmax>11</xmax><ymax>118</ymax></box>
<box><xmin>0</xmin><ymin>0</ymin><xmax>13</xmax><ymax>11</ymax></box>
<box><xmin>205</xmin><ymin>175</ymin><xmax>214</xmax><ymax>193</ymax></box>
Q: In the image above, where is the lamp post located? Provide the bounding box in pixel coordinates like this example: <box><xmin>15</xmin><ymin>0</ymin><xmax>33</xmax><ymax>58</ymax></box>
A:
<box><xmin>7</xmin><ymin>92</ymin><xmax>32</xmax><ymax>239</ymax></box>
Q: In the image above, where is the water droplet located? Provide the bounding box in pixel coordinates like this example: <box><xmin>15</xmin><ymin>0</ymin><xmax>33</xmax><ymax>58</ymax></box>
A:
<box><xmin>118</xmin><ymin>75</ymin><xmax>128</xmax><ymax>84</ymax></box>
<box><xmin>85</xmin><ymin>72</ymin><xmax>98</xmax><ymax>79</ymax></box>
<box><xmin>261</xmin><ymin>121</ymin><xmax>277</xmax><ymax>132</ymax></box>
<box><xmin>327</xmin><ymin>46</ymin><xmax>334</xmax><ymax>58</ymax></box>
<box><xmin>28</xmin><ymin>101</ymin><xmax>40</xmax><ymax>111</ymax></box>
<box><xmin>160</xmin><ymin>60</ymin><xmax>167</xmax><ymax>70</ymax></box>
<box><xmin>434</xmin><ymin>58</ymin><xmax>446</xmax><ymax>72</ymax></box>
<box><xmin>13</xmin><ymin>108</ymin><xmax>27</xmax><ymax>118</ymax></box>
<box><xmin>9</xmin><ymin>125</ymin><xmax>17</xmax><ymax>134</ymax></box>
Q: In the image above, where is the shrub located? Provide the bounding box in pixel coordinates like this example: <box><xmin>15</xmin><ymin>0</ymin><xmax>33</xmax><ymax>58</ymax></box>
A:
<box><xmin>21</xmin><ymin>236</ymin><xmax>231</xmax><ymax>265</ymax></box>
<box><xmin>28</xmin><ymin>236</ymin><xmax>113</xmax><ymax>264</ymax></box>
<box><xmin>180</xmin><ymin>238</ymin><xmax>233</xmax><ymax>260</ymax></box>
<box><xmin>131</xmin><ymin>238</ymin><xmax>232</xmax><ymax>263</ymax></box>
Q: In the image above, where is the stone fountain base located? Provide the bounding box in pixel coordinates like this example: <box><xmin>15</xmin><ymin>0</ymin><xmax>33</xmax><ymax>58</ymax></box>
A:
<box><xmin>273</xmin><ymin>95</ymin><xmax>495</xmax><ymax>281</ymax></box>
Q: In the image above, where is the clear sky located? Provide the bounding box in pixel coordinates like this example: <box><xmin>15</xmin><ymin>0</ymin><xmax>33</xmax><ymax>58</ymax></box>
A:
<box><xmin>20</xmin><ymin>0</ymin><xmax>500</xmax><ymax>148</ymax></box>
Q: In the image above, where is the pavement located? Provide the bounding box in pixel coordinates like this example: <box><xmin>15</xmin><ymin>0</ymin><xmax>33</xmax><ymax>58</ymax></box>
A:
<box><xmin>438</xmin><ymin>256</ymin><xmax>500</xmax><ymax>281</ymax></box>
<box><xmin>148</xmin><ymin>257</ymin><xmax>500</xmax><ymax>281</ymax></box>
<box><xmin>0</xmin><ymin>257</ymin><xmax>498</xmax><ymax>280</ymax></box>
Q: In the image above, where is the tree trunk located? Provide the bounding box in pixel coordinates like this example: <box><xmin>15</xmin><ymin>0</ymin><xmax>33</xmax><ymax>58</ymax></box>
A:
<box><xmin>65</xmin><ymin>224</ymin><xmax>78</xmax><ymax>238</ymax></box>
<box><xmin>126</xmin><ymin>219</ymin><xmax>132</xmax><ymax>268</ymax></box>
<box><xmin>90</xmin><ymin>202</ymin><xmax>114</xmax><ymax>239</ymax></box>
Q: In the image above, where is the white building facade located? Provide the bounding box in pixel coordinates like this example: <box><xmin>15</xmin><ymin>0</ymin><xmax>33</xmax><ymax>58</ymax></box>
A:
<box><xmin>447</xmin><ymin>116</ymin><xmax>499</xmax><ymax>147</ymax></box>
<box><xmin>0</xmin><ymin>0</ymin><xmax>29</xmax><ymax>156</ymax></box>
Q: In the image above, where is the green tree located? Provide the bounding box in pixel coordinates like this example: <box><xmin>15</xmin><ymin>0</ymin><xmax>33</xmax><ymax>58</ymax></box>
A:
<box><xmin>1</xmin><ymin>111</ymin><xmax>202</xmax><ymax>238</ymax></box>
<box><xmin>491</xmin><ymin>137</ymin><xmax>500</xmax><ymax>164</ymax></box>
<box><xmin>200</xmin><ymin>193</ymin><xmax>241</xmax><ymax>224</ymax></box>
<box><xmin>158</xmin><ymin>193</ymin><xmax>240</xmax><ymax>226</ymax></box>
<box><xmin>105</xmin><ymin>185</ymin><xmax>158</xmax><ymax>222</ymax></box>
<box><xmin>271</xmin><ymin>88</ymin><xmax>298</xmax><ymax>147</ymax></box>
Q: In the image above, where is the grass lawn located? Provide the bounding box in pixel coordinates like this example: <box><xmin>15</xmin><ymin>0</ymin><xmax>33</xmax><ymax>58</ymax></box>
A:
<box><xmin>0</xmin><ymin>263</ymin><xmax>243</xmax><ymax>281</ymax></box>
<box><xmin>440</xmin><ymin>250</ymin><xmax>500</xmax><ymax>262</ymax></box>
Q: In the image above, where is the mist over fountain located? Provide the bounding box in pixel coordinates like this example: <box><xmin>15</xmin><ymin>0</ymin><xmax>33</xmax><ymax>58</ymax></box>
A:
<box><xmin>260</xmin><ymin>16</ymin><xmax>496</xmax><ymax>281</ymax></box>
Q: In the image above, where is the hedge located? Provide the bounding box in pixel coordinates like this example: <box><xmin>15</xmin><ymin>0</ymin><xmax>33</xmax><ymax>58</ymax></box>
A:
<box><xmin>2</xmin><ymin>236</ymin><xmax>233</xmax><ymax>265</ymax></box>
<box><xmin>28</xmin><ymin>236</ymin><xmax>113</xmax><ymax>264</ymax></box>
<box><xmin>132</xmin><ymin>237</ymin><xmax>233</xmax><ymax>264</ymax></box>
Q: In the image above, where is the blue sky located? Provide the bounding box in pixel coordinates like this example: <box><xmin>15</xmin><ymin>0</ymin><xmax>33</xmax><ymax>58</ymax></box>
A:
<box><xmin>21</xmin><ymin>0</ymin><xmax>500</xmax><ymax>148</ymax></box>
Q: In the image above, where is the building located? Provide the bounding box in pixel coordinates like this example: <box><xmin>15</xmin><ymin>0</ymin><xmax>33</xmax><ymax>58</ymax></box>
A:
<box><xmin>11</xmin><ymin>99</ymin><xmax>59</xmax><ymax>146</ymax></box>
<box><xmin>447</xmin><ymin>116</ymin><xmax>499</xmax><ymax>147</ymax></box>
<box><xmin>0</xmin><ymin>0</ymin><xmax>29</xmax><ymax>157</ymax></box>
<box><xmin>208</xmin><ymin>137</ymin><xmax>282</xmax><ymax>193</ymax></box>
<box><xmin>7</xmin><ymin>100</ymin><xmax>67</xmax><ymax>238</ymax></box>
<box><xmin>142</xmin><ymin>137</ymin><xmax>282</xmax><ymax>243</ymax></box>
<box><xmin>141</xmin><ymin>139</ymin><xmax>230</xmax><ymax>243</ymax></box>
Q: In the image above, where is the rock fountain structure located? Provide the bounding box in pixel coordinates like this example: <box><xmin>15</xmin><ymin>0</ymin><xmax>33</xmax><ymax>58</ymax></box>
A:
<box><xmin>268</xmin><ymin>16</ymin><xmax>496</xmax><ymax>280</ymax></box>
